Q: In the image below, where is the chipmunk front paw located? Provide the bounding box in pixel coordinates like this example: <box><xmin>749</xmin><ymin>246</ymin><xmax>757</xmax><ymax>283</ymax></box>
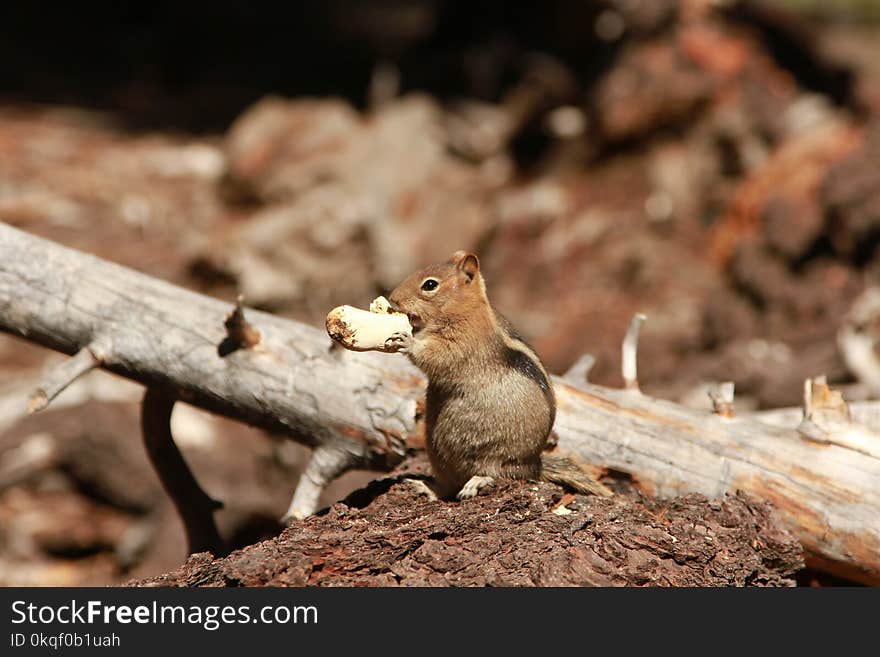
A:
<box><xmin>384</xmin><ymin>332</ymin><xmax>412</xmax><ymax>353</ymax></box>
<box><xmin>405</xmin><ymin>477</ymin><xmax>439</xmax><ymax>501</ymax></box>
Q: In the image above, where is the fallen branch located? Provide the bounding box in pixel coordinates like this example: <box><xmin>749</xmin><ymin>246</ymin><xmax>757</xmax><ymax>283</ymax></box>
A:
<box><xmin>1</xmin><ymin>223</ymin><xmax>878</xmax><ymax>583</ymax></box>
<box><xmin>622</xmin><ymin>313</ymin><xmax>646</xmax><ymax>392</ymax></box>
<box><xmin>27</xmin><ymin>339</ymin><xmax>108</xmax><ymax>413</ymax></box>
<box><xmin>141</xmin><ymin>386</ymin><xmax>226</xmax><ymax>556</ymax></box>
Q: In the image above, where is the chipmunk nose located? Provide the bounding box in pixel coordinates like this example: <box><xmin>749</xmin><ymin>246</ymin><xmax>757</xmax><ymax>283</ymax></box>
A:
<box><xmin>386</xmin><ymin>297</ymin><xmax>401</xmax><ymax>313</ymax></box>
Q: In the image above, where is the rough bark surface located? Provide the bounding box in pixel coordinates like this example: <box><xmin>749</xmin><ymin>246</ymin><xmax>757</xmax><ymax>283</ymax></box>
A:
<box><xmin>134</xmin><ymin>464</ymin><xmax>804</xmax><ymax>587</ymax></box>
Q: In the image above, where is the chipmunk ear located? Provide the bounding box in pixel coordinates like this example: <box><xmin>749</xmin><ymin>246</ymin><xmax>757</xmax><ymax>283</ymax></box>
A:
<box><xmin>451</xmin><ymin>250</ymin><xmax>480</xmax><ymax>282</ymax></box>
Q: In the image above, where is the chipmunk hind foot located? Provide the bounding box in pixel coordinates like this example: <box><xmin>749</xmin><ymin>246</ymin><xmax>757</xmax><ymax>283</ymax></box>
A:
<box><xmin>456</xmin><ymin>475</ymin><xmax>496</xmax><ymax>500</ymax></box>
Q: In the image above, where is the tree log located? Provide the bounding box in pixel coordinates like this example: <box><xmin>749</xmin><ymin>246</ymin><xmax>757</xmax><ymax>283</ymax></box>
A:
<box><xmin>1</xmin><ymin>222</ymin><xmax>878</xmax><ymax>583</ymax></box>
<box><xmin>0</xmin><ymin>221</ymin><xmax>423</xmax><ymax>528</ymax></box>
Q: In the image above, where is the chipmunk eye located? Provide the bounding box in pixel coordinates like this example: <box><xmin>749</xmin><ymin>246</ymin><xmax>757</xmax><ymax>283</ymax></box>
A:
<box><xmin>420</xmin><ymin>278</ymin><xmax>439</xmax><ymax>292</ymax></box>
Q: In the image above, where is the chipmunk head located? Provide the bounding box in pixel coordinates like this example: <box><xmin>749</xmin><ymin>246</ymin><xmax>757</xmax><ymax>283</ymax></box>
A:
<box><xmin>388</xmin><ymin>251</ymin><xmax>488</xmax><ymax>336</ymax></box>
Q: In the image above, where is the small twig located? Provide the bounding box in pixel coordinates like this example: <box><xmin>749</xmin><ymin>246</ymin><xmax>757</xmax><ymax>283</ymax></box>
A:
<box><xmin>622</xmin><ymin>313</ymin><xmax>646</xmax><ymax>392</ymax></box>
<box><xmin>803</xmin><ymin>375</ymin><xmax>850</xmax><ymax>422</ymax></box>
<box><xmin>27</xmin><ymin>338</ymin><xmax>110</xmax><ymax>413</ymax></box>
<box><xmin>838</xmin><ymin>325</ymin><xmax>880</xmax><ymax>397</ymax></box>
<box><xmin>115</xmin><ymin>518</ymin><xmax>156</xmax><ymax>570</ymax></box>
<box><xmin>141</xmin><ymin>386</ymin><xmax>226</xmax><ymax>556</ymax></box>
<box><xmin>800</xmin><ymin>375</ymin><xmax>851</xmax><ymax>433</ymax></box>
<box><xmin>282</xmin><ymin>444</ymin><xmax>355</xmax><ymax>524</ymax></box>
<box><xmin>796</xmin><ymin>376</ymin><xmax>880</xmax><ymax>458</ymax></box>
<box><xmin>218</xmin><ymin>294</ymin><xmax>261</xmax><ymax>357</ymax></box>
<box><xmin>0</xmin><ymin>433</ymin><xmax>56</xmax><ymax>490</ymax></box>
<box><xmin>368</xmin><ymin>60</ymin><xmax>400</xmax><ymax>110</ymax></box>
<box><xmin>708</xmin><ymin>382</ymin><xmax>736</xmax><ymax>419</ymax></box>
<box><xmin>838</xmin><ymin>287</ymin><xmax>880</xmax><ymax>397</ymax></box>
<box><xmin>562</xmin><ymin>353</ymin><xmax>596</xmax><ymax>385</ymax></box>
<box><xmin>803</xmin><ymin>377</ymin><xmax>814</xmax><ymax>418</ymax></box>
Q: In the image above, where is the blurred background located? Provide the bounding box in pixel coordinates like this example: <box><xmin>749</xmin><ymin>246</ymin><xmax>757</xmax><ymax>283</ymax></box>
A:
<box><xmin>1</xmin><ymin>0</ymin><xmax>879</xmax><ymax>585</ymax></box>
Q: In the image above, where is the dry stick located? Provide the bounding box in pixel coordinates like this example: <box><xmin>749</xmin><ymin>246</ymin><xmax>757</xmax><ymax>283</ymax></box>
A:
<box><xmin>0</xmin><ymin>433</ymin><xmax>56</xmax><ymax>490</ymax></box>
<box><xmin>837</xmin><ymin>324</ymin><xmax>880</xmax><ymax>396</ymax></box>
<box><xmin>368</xmin><ymin>61</ymin><xmax>401</xmax><ymax>110</ymax></box>
<box><xmin>837</xmin><ymin>287</ymin><xmax>880</xmax><ymax>397</ymax></box>
<box><xmin>798</xmin><ymin>376</ymin><xmax>880</xmax><ymax>459</ymax></box>
<box><xmin>218</xmin><ymin>294</ymin><xmax>261</xmax><ymax>357</ymax></box>
<box><xmin>708</xmin><ymin>382</ymin><xmax>736</xmax><ymax>419</ymax></box>
<box><xmin>27</xmin><ymin>338</ymin><xmax>109</xmax><ymax>413</ymax></box>
<box><xmin>281</xmin><ymin>444</ymin><xmax>355</xmax><ymax>523</ymax></box>
<box><xmin>622</xmin><ymin>313</ymin><xmax>646</xmax><ymax>392</ymax></box>
<box><xmin>141</xmin><ymin>387</ymin><xmax>226</xmax><ymax>557</ymax></box>
<box><xmin>2</xmin><ymin>224</ymin><xmax>880</xmax><ymax>583</ymax></box>
<box><xmin>562</xmin><ymin>353</ymin><xmax>596</xmax><ymax>385</ymax></box>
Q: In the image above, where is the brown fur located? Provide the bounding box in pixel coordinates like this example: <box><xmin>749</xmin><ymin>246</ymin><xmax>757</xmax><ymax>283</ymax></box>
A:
<box><xmin>389</xmin><ymin>251</ymin><xmax>611</xmax><ymax>499</ymax></box>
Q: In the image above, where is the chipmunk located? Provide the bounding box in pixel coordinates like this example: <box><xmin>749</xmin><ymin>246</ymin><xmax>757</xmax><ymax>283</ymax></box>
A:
<box><xmin>388</xmin><ymin>250</ymin><xmax>611</xmax><ymax>500</ymax></box>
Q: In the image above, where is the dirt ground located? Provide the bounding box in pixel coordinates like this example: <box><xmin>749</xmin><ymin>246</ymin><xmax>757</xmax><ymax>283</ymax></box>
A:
<box><xmin>1</xmin><ymin>1</ymin><xmax>878</xmax><ymax>585</ymax></box>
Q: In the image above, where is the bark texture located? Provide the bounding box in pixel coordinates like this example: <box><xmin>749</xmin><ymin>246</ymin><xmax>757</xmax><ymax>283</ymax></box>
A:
<box><xmin>135</xmin><ymin>470</ymin><xmax>804</xmax><ymax>587</ymax></box>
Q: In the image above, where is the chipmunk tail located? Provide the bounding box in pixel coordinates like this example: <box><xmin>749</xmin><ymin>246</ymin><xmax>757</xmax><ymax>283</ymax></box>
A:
<box><xmin>540</xmin><ymin>454</ymin><xmax>613</xmax><ymax>497</ymax></box>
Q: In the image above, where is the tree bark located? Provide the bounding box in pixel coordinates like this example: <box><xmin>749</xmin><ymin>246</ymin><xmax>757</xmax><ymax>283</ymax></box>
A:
<box><xmin>1</xmin><ymin>222</ymin><xmax>878</xmax><ymax>583</ymax></box>
<box><xmin>134</xmin><ymin>475</ymin><xmax>805</xmax><ymax>587</ymax></box>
